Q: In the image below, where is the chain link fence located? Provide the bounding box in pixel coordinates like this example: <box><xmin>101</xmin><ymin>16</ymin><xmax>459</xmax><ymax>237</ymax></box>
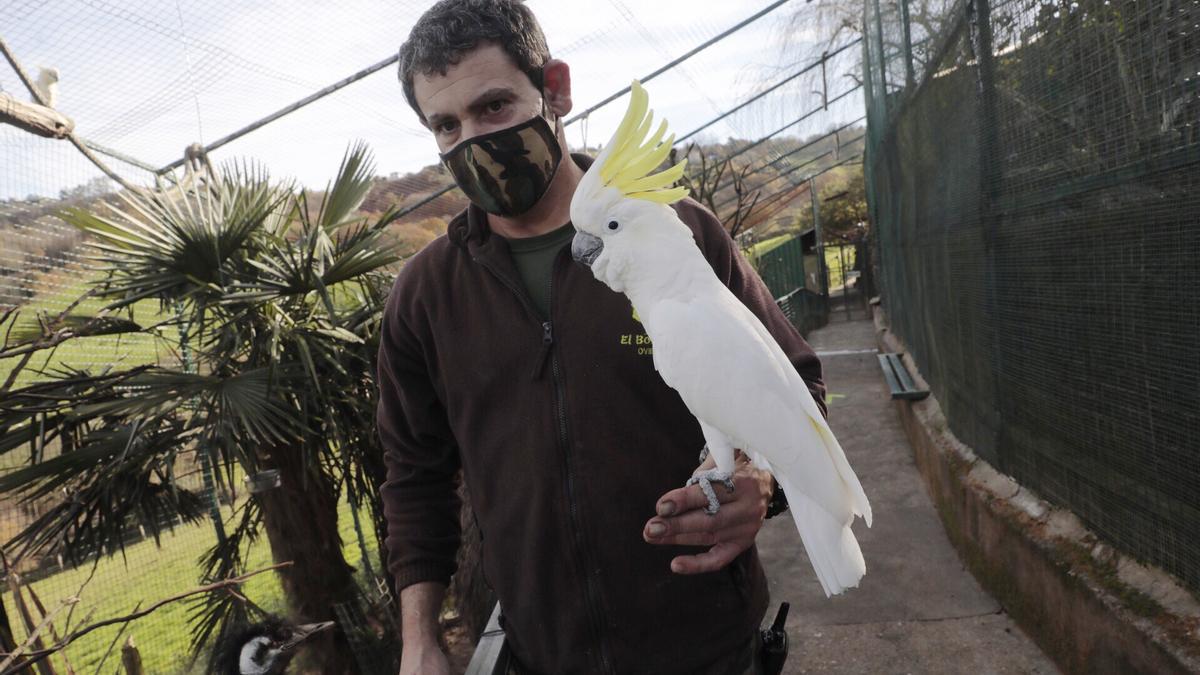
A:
<box><xmin>864</xmin><ymin>0</ymin><xmax>1199</xmax><ymax>592</ymax></box>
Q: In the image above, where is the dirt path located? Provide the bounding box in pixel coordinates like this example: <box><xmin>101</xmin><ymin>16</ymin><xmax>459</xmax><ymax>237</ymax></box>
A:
<box><xmin>755</xmin><ymin>314</ymin><xmax>1057</xmax><ymax>674</ymax></box>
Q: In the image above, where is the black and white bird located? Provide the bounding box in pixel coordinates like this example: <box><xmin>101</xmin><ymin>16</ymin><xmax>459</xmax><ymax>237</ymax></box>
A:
<box><xmin>214</xmin><ymin>615</ymin><xmax>336</xmax><ymax>675</ymax></box>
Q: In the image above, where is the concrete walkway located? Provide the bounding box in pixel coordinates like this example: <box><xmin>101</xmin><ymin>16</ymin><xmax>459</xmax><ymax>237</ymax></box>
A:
<box><xmin>756</xmin><ymin>313</ymin><xmax>1057</xmax><ymax>675</ymax></box>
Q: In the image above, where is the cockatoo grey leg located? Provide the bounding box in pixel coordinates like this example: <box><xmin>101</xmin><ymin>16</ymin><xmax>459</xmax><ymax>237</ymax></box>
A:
<box><xmin>698</xmin><ymin>444</ymin><xmax>709</xmax><ymax>464</ymax></box>
<box><xmin>687</xmin><ymin>469</ymin><xmax>737</xmax><ymax>515</ymax></box>
<box><xmin>687</xmin><ymin>422</ymin><xmax>737</xmax><ymax>514</ymax></box>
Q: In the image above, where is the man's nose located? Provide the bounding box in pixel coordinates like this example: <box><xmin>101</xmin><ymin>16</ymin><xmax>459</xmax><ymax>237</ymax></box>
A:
<box><xmin>458</xmin><ymin>120</ymin><xmax>494</xmax><ymax>143</ymax></box>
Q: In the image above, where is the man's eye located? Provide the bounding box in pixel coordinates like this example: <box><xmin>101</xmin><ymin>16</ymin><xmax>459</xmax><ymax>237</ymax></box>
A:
<box><xmin>437</xmin><ymin>121</ymin><xmax>458</xmax><ymax>134</ymax></box>
<box><xmin>486</xmin><ymin>100</ymin><xmax>506</xmax><ymax>113</ymax></box>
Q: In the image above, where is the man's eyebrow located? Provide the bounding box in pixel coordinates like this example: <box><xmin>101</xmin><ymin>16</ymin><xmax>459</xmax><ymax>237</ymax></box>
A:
<box><xmin>467</xmin><ymin>87</ymin><xmax>517</xmax><ymax>111</ymax></box>
<box><xmin>426</xmin><ymin>111</ymin><xmax>453</xmax><ymax>128</ymax></box>
<box><xmin>425</xmin><ymin>87</ymin><xmax>517</xmax><ymax>128</ymax></box>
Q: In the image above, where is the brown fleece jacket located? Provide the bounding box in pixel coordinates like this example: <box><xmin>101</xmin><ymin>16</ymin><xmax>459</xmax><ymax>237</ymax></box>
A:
<box><xmin>375</xmin><ymin>155</ymin><xmax>826</xmax><ymax>675</ymax></box>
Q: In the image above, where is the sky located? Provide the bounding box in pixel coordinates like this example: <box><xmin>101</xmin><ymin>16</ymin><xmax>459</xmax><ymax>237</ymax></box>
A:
<box><xmin>0</xmin><ymin>0</ymin><xmax>865</xmax><ymax>200</ymax></box>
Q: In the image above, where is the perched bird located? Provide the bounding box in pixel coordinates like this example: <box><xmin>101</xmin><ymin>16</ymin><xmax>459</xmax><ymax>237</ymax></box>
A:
<box><xmin>213</xmin><ymin>615</ymin><xmax>336</xmax><ymax>675</ymax></box>
<box><xmin>569</xmin><ymin>81</ymin><xmax>873</xmax><ymax>597</ymax></box>
<box><xmin>34</xmin><ymin>67</ymin><xmax>59</xmax><ymax>108</ymax></box>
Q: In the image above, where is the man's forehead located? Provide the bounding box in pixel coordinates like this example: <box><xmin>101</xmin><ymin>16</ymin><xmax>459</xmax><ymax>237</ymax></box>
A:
<box><xmin>413</xmin><ymin>44</ymin><xmax>534</xmax><ymax>117</ymax></box>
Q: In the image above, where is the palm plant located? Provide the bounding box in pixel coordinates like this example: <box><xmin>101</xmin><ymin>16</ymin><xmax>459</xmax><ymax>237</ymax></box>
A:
<box><xmin>0</xmin><ymin>142</ymin><xmax>402</xmax><ymax>672</ymax></box>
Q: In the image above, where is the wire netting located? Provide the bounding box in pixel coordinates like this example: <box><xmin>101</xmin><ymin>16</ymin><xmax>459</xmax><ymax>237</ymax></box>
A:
<box><xmin>0</xmin><ymin>0</ymin><xmax>877</xmax><ymax>668</ymax></box>
<box><xmin>864</xmin><ymin>0</ymin><xmax>1200</xmax><ymax>592</ymax></box>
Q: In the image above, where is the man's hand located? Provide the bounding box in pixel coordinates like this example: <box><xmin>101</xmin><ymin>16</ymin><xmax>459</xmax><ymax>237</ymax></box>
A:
<box><xmin>398</xmin><ymin>641</ymin><xmax>450</xmax><ymax>675</ymax></box>
<box><xmin>398</xmin><ymin>581</ymin><xmax>451</xmax><ymax>675</ymax></box>
<box><xmin>643</xmin><ymin>450</ymin><xmax>774</xmax><ymax>574</ymax></box>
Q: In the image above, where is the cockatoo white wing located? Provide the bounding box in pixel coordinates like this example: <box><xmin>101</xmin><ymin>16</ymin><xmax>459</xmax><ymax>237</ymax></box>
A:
<box><xmin>640</xmin><ymin>277</ymin><xmax>871</xmax><ymax>596</ymax></box>
<box><xmin>738</xmin><ymin>298</ymin><xmax>872</xmax><ymax>524</ymax></box>
<box><xmin>641</xmin><ymin>285</ymin><xmax>869</xmax><ymax>522</ymax></box>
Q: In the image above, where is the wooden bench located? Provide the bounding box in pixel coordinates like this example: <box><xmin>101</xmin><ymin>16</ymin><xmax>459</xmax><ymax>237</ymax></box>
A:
<box><xmin>877</xmin><ymin>352</ymin><xmax>929</xmax><ymax>400</ymax></box>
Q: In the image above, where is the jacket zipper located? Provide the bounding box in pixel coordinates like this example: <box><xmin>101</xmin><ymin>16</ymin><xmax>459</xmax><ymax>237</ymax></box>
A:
<box><xmin>545</xmin><ymin>255</ymin><xmax>617</xmax><ymax>675</ymax></box>
<box><xmin>474</xmin><ymin>251</ymin><xmax>616</xmax><ymax>674</ymax></box>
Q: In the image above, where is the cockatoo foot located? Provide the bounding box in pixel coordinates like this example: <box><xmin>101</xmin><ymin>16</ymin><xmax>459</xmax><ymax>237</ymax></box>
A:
<box><xmin>686</xmin><ymin>469</ymin><xmax>735</xmax><ymax>514</ymax></box>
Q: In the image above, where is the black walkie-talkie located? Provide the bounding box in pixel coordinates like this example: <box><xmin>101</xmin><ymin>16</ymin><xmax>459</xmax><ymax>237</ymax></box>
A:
<box><xmin>759</xmin><ymin>602</ymin><xmax>790</xmax><ymax>675</ymax></box>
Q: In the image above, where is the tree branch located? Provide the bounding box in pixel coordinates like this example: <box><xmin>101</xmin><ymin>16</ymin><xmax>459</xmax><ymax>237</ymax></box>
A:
<box><xmin>0</xmin><ymin>562</ymin><xmax>294</xmax><ymax>674</ymax></box>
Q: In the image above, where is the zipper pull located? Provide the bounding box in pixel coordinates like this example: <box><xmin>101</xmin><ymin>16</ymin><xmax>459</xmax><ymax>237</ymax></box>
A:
<box><xmin>531</xmin><ymin>321</ymin><xmax>553</xmax><ymax>380</ymax></box>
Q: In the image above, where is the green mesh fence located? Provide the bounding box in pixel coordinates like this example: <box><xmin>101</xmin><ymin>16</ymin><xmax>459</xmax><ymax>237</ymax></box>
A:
<box><xmin>863</xmin><ymin>0</ymin><xmax>1199</xmax><ymax>592</ymax></box>
<box><xmin>753</xmin><ymin>235</ymin><xmax>831</xmax><ymax>335</ymax></box>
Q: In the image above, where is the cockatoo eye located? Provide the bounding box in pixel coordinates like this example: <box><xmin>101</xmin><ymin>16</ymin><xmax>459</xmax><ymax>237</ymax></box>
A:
<box><xmin>607</xmin><ymin>220</ymin><xmax>620</xmax><ymax>231</ymax></box>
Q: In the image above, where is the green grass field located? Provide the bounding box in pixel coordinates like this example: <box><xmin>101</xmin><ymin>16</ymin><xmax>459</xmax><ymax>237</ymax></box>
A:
<box><xmin>825</xmin><ymin>245</ymin><xmax>858</xmax><ymax>291</ymax></box>
<box><xmin>2</xmin><ymin>267</ymin><xmax>389</xmax><ymax>672</ymax></box>
<box><xmin>1</xmin><ymin>265</ymin><xmax>169</xmax><ymax>390</ymax></box>
<box><xmin>2</xmin><ymin>494</ymin><xmax>381</xmax><ymax>673</ymax></box>
<box><xmin>744</xmin><ymin>233</ymin><xmax>795</xmax><ymax>261</ymax></box>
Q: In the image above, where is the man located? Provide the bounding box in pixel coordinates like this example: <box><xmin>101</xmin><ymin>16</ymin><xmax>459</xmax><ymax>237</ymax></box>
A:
<box><xmin>377</xmin><ymin>1</ymin><xmax>826</xmax><ymax>673</ymax></box>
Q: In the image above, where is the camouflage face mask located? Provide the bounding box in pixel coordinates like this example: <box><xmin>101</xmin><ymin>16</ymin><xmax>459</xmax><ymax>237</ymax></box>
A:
<box><xmin>439</xmin><ymin>113</ymin><xmax>563</xmax><ymax>217</ymax></box>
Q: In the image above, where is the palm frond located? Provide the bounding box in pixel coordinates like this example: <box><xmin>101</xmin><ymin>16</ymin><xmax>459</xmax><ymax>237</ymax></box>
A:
<box><xmin>187</xmin><ymin>498</ymin><xmax>265</xmax><ymax>668</ymax></box>
<box><xmin>1</xmin><ymin>413</ymin><xmax>207</xmax><ymax>566</ymax></box>
<box><xmin>61</xmin><ymin>169</ymin><xmax>290</xmax><ymax>310</ymax></box>
<box><xmin>318</xmin><ymin>141</ymin><xmax>376</xmax><ymax>230</ymax></box>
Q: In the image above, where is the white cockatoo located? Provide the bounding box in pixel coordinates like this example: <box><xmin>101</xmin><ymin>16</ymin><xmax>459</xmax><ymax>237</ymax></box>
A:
<box><xmin>569</xmin><ymin>81</ymin><xmax>872</xmax><ymax>596</ymax></box>
<box><xmin>35</xmin><ymin>67</ymin><xmax>59</xmax><ymax>108</ymax></box>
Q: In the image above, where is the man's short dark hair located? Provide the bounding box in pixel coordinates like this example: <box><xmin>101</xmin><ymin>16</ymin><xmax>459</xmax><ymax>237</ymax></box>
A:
<box><xmin>398</xmin><ymin>0</ymin><xmax>551</xmax><ymax>121</ymax></box>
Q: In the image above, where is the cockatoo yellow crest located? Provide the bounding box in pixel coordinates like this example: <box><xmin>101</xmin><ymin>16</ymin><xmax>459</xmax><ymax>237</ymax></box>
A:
<box><xmin>596</xmin><ymin>81</ymin><xmax>689</xmax><ymax>204</ymax></box>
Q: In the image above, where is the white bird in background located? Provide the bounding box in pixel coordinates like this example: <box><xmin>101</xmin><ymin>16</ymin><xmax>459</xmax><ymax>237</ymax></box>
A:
<box><xmin>569</xmin><ymin>81</ymin><xmax>873</xmax><ymax>597</ymax></box>
<box><xmin>35</xmin><ymin>67</ymin><xmax>59</xmax><ymax>108</ymax></box>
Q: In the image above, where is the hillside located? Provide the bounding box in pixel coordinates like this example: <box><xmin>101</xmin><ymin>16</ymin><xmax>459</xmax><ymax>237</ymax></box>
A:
<box><xmin>0</xmin><ymin>125</ymin><xmax>865</xmax><ymax>311</ymax></box>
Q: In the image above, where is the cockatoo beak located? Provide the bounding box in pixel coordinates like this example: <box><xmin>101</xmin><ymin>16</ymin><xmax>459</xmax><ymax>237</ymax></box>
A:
<box><xmin>278</xmin><ymin>621</ymin><xmax>336</xmax><ymax>653</ymax></box>
<box><xmin>571</xmin><ymin>231</ymin><xmax>604</xmax><ymax>267</ymax></box>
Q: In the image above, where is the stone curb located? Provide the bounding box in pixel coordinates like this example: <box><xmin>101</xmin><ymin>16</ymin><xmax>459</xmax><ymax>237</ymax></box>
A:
<box><xmin>872</xmin><ymin>305</ymin><xmax>1200</xmax><ymax>675</ymax></box>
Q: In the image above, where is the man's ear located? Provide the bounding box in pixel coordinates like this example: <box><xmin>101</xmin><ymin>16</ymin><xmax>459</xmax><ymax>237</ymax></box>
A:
<box><xmin>542</xmin><ymin>59</ymin><xmax>573</xmax><ymax>118</ymax></box>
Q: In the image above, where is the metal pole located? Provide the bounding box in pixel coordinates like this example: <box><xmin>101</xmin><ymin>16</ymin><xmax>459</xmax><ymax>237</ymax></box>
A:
<box><xmin>970</xmin><ymin>0</ymin><xmax>1007</xmax><ymax>463</ymax></box>
<box><xmin>708</xmin><ymin>121</ymin><xmax>866</xmax><ymax>207</ymax></box>
<box><xmin>565</xmin><ymin>0</ymin><xmax>798</xmax><ymax>126</ymax></box>
<box><xmin>840</xmin><ymin>243</ymin><xmax>851</xmax><ymax>320</ymax></box>
<box><xmin>176</xmin><ymin>300</ymin><xmax>227</xmax><ymax>546</ymax></box>
<box><xmin>157</xmin><ymin>54</ymin><xmax>400</xmax><ymax>174</ymax></box>
<box><xmin>724</xmin><ymin>86</ymin><xmax>862</xmax><ymax>164</ymax></box>
<box><xmin>810</xmin><ymin>181</ymin><xmax>828</xmax><ymax>314</ymax></box>
<box><xmin>861</xmin><ymin>17</ymin><xmax>877</xmax><ymax>128</ymax></box>
<box><xmin>674</xmin><ymin>39</ymin><xmax>862</xmax><ymax>146</ymax></box>
<box><xmin>759</xmin><ymin>120</ymin><xmax>865</xmax><ymax>173</ymax></box>
<box><xmin>80</xmin><ymin>138</ymin><xmax>159</xmax><ymax>173</ymax></box>
<box><xmin>900</xmin><ymin>0</ymin><xmax>916</xmax><ymax>88</ymax></box>
<box><xmin>871</xmin><ymin>0</ymin><xmax>889</xmax><ymax>116</ymax></box>
<box><xmin>714</xmin><ymin>147</ymin><xmax>863</xmax><ymax>212</ymax></box>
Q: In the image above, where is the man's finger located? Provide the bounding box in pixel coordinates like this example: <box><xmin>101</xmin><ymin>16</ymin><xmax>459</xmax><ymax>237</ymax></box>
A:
<box><xmin>654</xmin><ymin>482</ymin><xmax>737</xmax><ymax>517</ymax></box>
<box><xmin>654</xmin><ymin>531</ymin><xmax>719</xmax><ymax>547</ymax></box>
<box><xmin>647</xmin><ymin>498</ymin><xmax>762</xmax><ymax>539</ymax></box>
<box><xmin>670</xmin><ymin>541</ymin><xmax>745</xmax><ymax>575</ymax></box>
<box><xmin>647</xmin><ymin>523</ymin><xmax>760</xmax><ymax>548</ymax></box>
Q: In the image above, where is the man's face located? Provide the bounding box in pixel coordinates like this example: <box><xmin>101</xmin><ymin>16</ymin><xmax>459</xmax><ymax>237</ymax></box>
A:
<box><xmin>413</xmin><ymin>43</ymin><xmax>544</xmax><ymax>154</ymax></box>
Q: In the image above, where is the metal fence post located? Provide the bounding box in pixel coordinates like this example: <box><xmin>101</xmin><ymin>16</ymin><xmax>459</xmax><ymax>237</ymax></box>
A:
<box><xmin>176</xmin><ymin>301</ymin><xmax>228</xmax><ymax>546</ymax></box>
<box><xmin>809</xmin><ymin>181</ymin><xmax>829</xmax><ymax>314</ymax></box>
<box><xmin>900</xmin><ymin>0</ymin><xmax>916</xmax><ymax>88</ymax></box>
<box><xmin>871</xmin><ymin>0</ymin><xmax>889</xmax><ymax>115</ymax></box>
<box><xmin>969</xmin><ymin>0</ymin><xmax>1008</xmax><ymax>468</ymax></box>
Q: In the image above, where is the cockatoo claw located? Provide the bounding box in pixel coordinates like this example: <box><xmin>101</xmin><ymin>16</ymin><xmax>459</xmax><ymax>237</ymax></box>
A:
<box><xmin>686</xmin><ymin>469</ymin><xmax>735</xmax><ymax>515</ymax></box>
